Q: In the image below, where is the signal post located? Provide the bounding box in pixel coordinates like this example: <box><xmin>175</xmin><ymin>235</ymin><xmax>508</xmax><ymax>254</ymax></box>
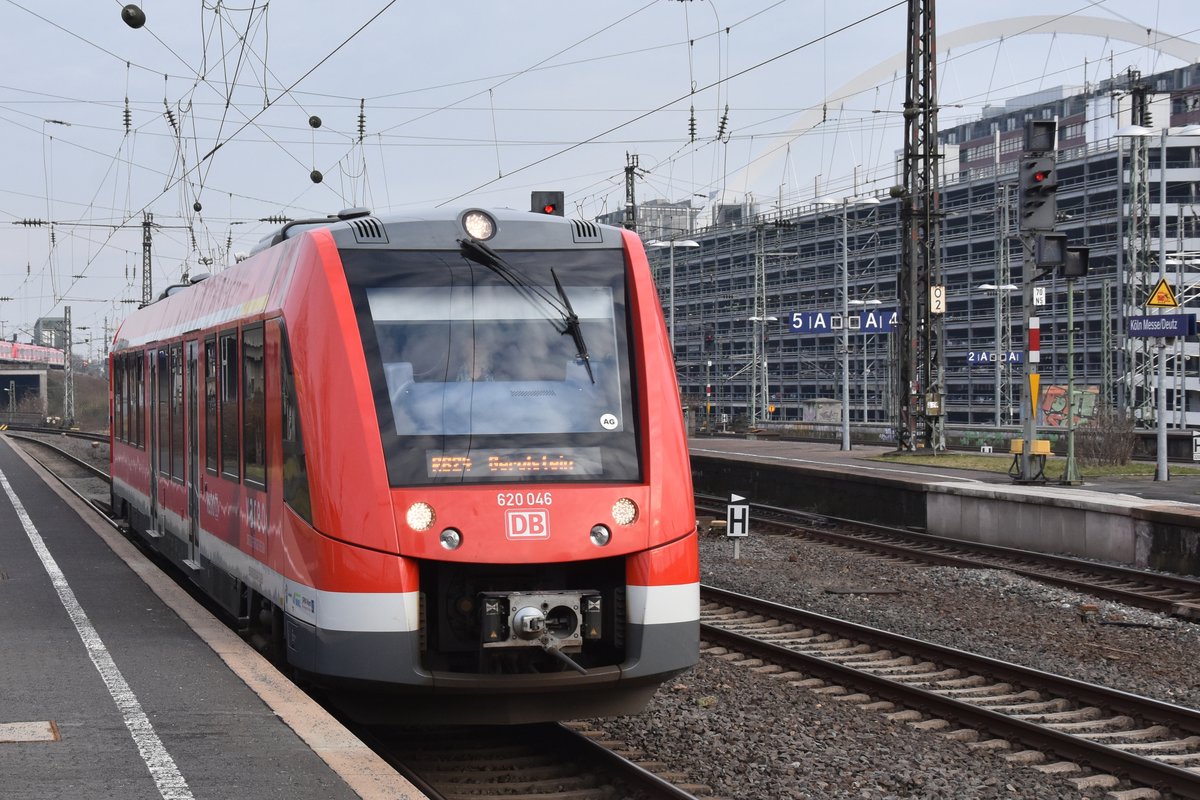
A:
<box><xmin>1015</xmin><ymin>121</ymin><xmax>1059</xmax><ymax>484</ymax></box>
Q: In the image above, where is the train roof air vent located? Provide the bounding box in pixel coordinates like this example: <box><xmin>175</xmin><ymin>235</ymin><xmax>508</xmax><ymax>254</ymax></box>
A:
<box><xmin>570</xmin><ymin>219</ymin><xmax>603</xmax><ymax>244</ymax></box>
<box><xmin>349</xmin><ymin>216</ymin><xmax>388</xmax><ymax>245</ymax></box>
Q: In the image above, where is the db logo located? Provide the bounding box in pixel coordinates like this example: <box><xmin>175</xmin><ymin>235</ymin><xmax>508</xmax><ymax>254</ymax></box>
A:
<box><xmin>506</xmin><ymin>509</ymin><xmax>550</xmax><ymax>539</ymax></box>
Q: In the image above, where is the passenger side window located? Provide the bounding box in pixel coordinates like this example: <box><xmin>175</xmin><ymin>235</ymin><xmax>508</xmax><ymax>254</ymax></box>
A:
<box><xmin>204</xmin><ymin>337</ymin><xmax>218</xmax><ymax>475</ymax></box>
<box><xmin>242</xmin><ymin>326</ymin><xmax>266</xmax><ymax>489</ymax></box>
<box><xmin>279</xmin><ymin>322</ymin><xmax>312</xmax><ymax>523</ymax></box>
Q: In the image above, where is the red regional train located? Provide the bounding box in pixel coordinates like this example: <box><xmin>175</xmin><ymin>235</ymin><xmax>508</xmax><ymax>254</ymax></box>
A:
<box><xmin>108</xmin><ymin>206</ymin><xmax>699</xmax><ymax>723</ymax></box>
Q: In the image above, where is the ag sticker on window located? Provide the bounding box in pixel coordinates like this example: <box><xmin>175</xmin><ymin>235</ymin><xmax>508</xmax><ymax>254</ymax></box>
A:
<box><xmin>599</xmin><ymin>413</ymin><xmax>619</xmax><ymax>430</ymax></box>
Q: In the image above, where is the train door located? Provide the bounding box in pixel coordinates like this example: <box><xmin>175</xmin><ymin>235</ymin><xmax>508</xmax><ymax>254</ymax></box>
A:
<box><xmin>184</xmin><ymin>340</ymin><xmax>201</xmax><ymax>568</ymax></box>
<box><xmin>148</xmin><ymin>348</ymin><xmax>161</xmax><ymax>538</ymax></box>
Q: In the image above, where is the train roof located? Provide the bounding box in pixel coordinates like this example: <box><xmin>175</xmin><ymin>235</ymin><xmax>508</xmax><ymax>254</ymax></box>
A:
<box><xmin>113</xmin><ymin>206</ymin><xmax>633</xmax><ymax>350</ymax></box>
<box><xmin>251</xmin><ymin>206</ymin><xmax>623</xmax><ymax>256</ymax></box>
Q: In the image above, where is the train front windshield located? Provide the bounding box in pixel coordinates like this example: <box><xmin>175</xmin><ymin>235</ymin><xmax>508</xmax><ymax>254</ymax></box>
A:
<box><xmin>342</xmin><ymin>248</ymin><xmax>641</xmax><ymax>485</ymax></box>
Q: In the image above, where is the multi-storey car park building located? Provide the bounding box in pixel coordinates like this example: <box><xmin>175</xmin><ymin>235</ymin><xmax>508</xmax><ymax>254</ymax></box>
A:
<box><xmin>616</xmin><ymin>64</ymin><xmax>1200</xmax><ymax>436</ymax></box>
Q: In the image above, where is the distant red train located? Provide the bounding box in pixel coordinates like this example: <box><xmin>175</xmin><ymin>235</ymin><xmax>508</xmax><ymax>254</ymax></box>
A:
<box><xmin>0</xmin><ymin>340</ymin><xmax>66</xmax><ymax>366</ymax></box>
<box><xmin>109</xmin><ymin>206</ymin><xmax>698</xmax><ymax>723</ymax></box>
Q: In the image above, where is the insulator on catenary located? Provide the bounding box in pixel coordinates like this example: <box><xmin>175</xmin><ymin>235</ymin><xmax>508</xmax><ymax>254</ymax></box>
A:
<box><xmin>688</xmin><ymin>105</ymin><xmax>696</xmax><ymax>143</ymax></box>
<box><xmin>716</xmin><ymin>105</ymin><xmax>729</xmax><ymax>141</ymax></box>
<box><xmin>123</xmin><ymin>98</ymin><xmax>132</xmax><ymax>134</ymax></box>
<box><xmin>357</xmin><ymin>99</ymin><xmax>366</xmax><ymax>142</ymax></box>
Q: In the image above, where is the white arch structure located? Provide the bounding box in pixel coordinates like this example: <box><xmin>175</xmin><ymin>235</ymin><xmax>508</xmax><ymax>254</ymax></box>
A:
<box><xmin>737</xmin><ymin>15</ymin><xmax>1200</xmax><ymax>195</ymax></box>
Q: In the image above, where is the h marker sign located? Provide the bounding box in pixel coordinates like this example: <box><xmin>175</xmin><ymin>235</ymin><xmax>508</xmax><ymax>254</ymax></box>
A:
<box><xmin>726</xmin><ymin>494</ymin><xmax>749</xmax><ymax>537</ymax></box>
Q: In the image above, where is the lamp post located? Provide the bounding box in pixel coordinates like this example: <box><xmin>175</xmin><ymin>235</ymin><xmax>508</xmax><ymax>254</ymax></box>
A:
<box><xmin>821</xmin><ymin>195</ymin><xmax>880</xmax><ymax>450</ymax></box>
<box><xmin>705</xmin><ymin>359</ymin><xmax>713</xmax><ymax>433</ymax></box>
<box><xmin>849</xmin><ymin>299</ymin><xmax>882</xmax><ymax>425</ymax></box>
<box><xmin>978</xmin><ymin>283</ymin><xmax>1018</xmax><ymax>425</ymax></box>
<box><xmin>748</xmin><ymin>316</ymin><xmax>778</xmax><ymax>428</ymax></box>
<box><xmin>645</xmin><ymin>237</ymin><xmax>700</xmax><ymax>353</ymax></box>
<box><xmin>1115</xmin><ymin>124</ymin><xmax>1200</xmax><ymax>480</ymax></box>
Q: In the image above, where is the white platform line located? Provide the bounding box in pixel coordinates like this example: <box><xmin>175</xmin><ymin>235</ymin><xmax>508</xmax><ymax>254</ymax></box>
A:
<box><xmin>0</xmin><ymin>467</ymin><xmax>193</xmax><ymax>800</ymax></box>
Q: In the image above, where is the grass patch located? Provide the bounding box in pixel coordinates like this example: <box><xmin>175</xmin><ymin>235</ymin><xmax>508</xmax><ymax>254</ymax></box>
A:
<box><xmin>868</xmin><ymin>451</ymin><xmax>1200</xmax><ymax>479</ymax></box>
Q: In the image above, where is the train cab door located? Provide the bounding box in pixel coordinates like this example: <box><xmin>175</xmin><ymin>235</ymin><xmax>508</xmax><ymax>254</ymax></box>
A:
<box><xmin>184</xmin><ymin>339</ymin><xmax>201</xmax><ymax>569</ymax></box>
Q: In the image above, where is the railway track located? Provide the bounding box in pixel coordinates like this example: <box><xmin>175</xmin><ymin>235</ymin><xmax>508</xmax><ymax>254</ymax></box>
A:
<box><xmin>2</xmin><ymin>431</ymin><xmax>716</xmax><ymax>800</ymax></box>
<box><xmin>701</xmin><ymin>584</ymin><xmax>1200</xmax><ymax>799</ymax></box>
<box><xmin>697</xmin><ymin>493</ymin><xmax>1200</xmax><ymax>619</ymax></box>
<box><xmin>364</xmin><ymin>722</ymin><xmax>715</xmax><ymax>800</ymax></box>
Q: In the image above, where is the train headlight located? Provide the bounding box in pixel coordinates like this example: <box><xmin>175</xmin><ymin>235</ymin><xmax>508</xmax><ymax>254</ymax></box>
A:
<box><xmin>462</xmin><ymin>210</ymin><xmax>496</xmax><ymax>241</ymax></box>
<box><xmin>406</xmin><ymin>502</ymin><xmax>435</xmax><ymax>531</ymax></box>
<box><xmin>590</xmin><ymin>524</ymin><xmax>611</xmax><ymax>547</ymax></box>
<box><xmin>439</xmin><ymin>528</ymin><xmax>463</xmax><ymax>551</ymax></box>
<box><xmin>611</xmin><ymin>497</ymin><xmax>638</xmax><ymax>526</ymax></box>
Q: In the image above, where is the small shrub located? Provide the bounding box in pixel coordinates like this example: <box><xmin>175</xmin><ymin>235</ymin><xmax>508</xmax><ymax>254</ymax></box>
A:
<box><xmin>1076</xmin><ymin>406</ymin><xmax>1136</xmax><ymax>466</ymax></box>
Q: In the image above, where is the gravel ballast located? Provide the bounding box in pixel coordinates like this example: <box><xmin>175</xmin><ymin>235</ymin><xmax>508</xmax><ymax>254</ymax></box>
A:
<box><xmin>593</xmin><ymin>530</ymin><xmax>1200</xmax><ymax>799</ymax></box>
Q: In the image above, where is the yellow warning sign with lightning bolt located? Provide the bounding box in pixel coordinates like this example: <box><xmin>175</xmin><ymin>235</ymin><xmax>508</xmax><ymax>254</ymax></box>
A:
<box><xmin>1147</xmin><ymin>277</ymin><xmax>1180</xmax><ymax>308</ymax></box>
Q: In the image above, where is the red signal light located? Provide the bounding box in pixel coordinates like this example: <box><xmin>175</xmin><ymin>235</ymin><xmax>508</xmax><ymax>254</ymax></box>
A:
<box><xmin>543</xmin><ymin>203</ymin><xmax>557</xmax><ymax>214</ymax></box>
<box><xmin>1033</xmin><ymin>170</ymin><xmax>1049</xmax><ymax>182</ymax></box>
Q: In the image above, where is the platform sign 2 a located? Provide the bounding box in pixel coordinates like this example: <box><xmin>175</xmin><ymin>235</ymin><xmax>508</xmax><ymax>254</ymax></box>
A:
<box><xmin>726</xmin><ymin>493</ymin><xmax>749</xmax><ymax>537</ymax></box>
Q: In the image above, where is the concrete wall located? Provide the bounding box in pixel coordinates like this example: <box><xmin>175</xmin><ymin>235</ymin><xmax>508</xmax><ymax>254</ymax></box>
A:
<box><xmin>691</xmin><ymin>454</ymin><xmax>1200</xmax><ymax>575</ymax></box>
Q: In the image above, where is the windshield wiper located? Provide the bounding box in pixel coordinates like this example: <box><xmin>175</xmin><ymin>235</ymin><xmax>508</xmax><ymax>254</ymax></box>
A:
<box><xmin>551</xmin><ymin>268</ymin><xmax>593</xmax><ymax>383</ymax></box>
<box><xmin>458</xmin><ymin>238</ymin><xmax>595</xmax><ymax>383</ymax></box>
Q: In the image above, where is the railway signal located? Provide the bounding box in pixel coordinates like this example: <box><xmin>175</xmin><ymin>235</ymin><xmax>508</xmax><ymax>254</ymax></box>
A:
<box><xmin>531</xmin><ymin>190</ymin><xmax>564</xmax><ymax>217</ymax></box>
<box><xmin>1019</xmin><ymin>156</ymin><xmax>1058</xmax><ymax>232</ymax></box>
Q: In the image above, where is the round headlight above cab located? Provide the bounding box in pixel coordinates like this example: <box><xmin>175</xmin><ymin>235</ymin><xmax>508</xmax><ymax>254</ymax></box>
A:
<box><xmin>406</xmin><ymin>502</ymin><xmax>435</xmax><ymax>532</ymax></box>
<box><xmin>462</xmin><ymin>210</ymin><xmax>496</xmax><ymax>241</ymax></box>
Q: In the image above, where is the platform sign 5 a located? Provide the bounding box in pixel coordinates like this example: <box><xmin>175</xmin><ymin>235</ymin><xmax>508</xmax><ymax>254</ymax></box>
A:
<box><xmin>726</xmin><ymin>493</ymin><xmax>749</xmax><ymax>537</ymax></box>
<box><xmin>789</xmin><ymin>309</ymin><xmax>898</xmax><ymax>333</ymax></box>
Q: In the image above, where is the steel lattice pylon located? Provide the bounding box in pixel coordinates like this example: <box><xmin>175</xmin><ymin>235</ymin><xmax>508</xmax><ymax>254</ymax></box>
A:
<box><xmin>895</xmin><ymin>0</ymin><xmax>945</xmax><ymax>451</ymax></box>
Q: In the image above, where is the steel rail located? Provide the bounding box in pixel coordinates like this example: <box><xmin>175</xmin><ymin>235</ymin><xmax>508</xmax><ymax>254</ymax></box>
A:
<box><xmin>702</xmin><ymin>584</ymin><xmax>1200</xmax><ymax>798</ymax></box>
<box><xmin>5</xmin><ymin>432</ymin><xmax>111</xmax><ymax>483</ymax></box>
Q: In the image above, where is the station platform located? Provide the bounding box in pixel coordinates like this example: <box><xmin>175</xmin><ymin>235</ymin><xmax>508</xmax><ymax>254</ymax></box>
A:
<box><xmin>0</xmin><ymin>437</ymin><xmax>425</xmax><ymax>800</ymax></box>
<box><xmin>690</xmin><ymin>435</ymin><xmax>1200</xmax><ymax>576</ymax></box>
<box><xmin>691</xmin><ymin>434</ymin><xmax>1200</xmax><ymax>504</ymax></box>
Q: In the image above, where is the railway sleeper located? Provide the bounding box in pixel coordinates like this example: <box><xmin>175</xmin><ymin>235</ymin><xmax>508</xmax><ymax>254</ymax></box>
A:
<box><xmin>889</xmin><ymin>668</ymin><xmax>963</xmax><ymax>683</ymax></box>
<box><xmin>1145</xmin><ymin>752</ymin><xmax>1200</xmax><ymax>765</ymax></box>
<box><xmin>966</xmin><ymin>689</ymin><xmax>1042</xmax><ymax>705</ymax></box>
<box><xmin>810</xmin><ymin>644</ymin><xmax>877</xmax><ymax>658</ymax></box>
<box><xmin>833</xmin><ymin>652</ymin><xmax>902</xmax><ymax>666</ymax></box>
<box><xmin>1080</xmin><ymin>725</ymin><xmax>1171</xmax><ymax>742</ymax></box>
<box><xmin>935</xmin><ymin>682</ymin><xmax>1015</xmax><ymax>697</ymax></box>
<box><xmin>987</xmin><ymin>697</ymin><xmax>1073</xmax><ymax>715</ymax></box>
<box><xmin>1032</xmin><ymin>761</ymin><xmax>1083</xmax><ymax>775</ymax></box>
<box><xmin>966</xmin><ymin>739</ymin><xmax>1012</xmax><ymax>751</ymax></box>
<box><xmin>928</xmin><ymin>675</ymin><xmax>992</xmax><ymax>690</ymax></box>
<box><xmin>1012</xmin><ymin>706</ymin><xmax>1105</xmax><ymax>724</ymax></box>
<box><xmin>1001</xmin><ymin>750</ymin><xmax>1048</xmax><ymax>765</ymax></box>
<box><xmin>1043</xmin><ymin>715</ymin><xmax>1135</xmax><ymax>732</ymax></box>
<box><xmin>861</xmin><ymin>660</ymin><xmax>937</xmax><ymax>676</ymax></box>
<box><xmin>845</xmin><ymin>655</ymin><xmax>915</xmax><ymax>669</ymax></box>
<box><xmin>1117</xmin><ymin>735</ymin><xmax>1200</xmax><ymax>753</ymax></box>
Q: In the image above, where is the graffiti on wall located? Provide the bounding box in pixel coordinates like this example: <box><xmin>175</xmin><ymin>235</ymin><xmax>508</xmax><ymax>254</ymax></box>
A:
<box><xmin>1039</xmin><ymin>385</ymin><xmax>1099</xmax><ymax>428</ymax></box>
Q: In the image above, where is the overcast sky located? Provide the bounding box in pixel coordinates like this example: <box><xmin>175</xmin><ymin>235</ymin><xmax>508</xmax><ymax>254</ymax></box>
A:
<box><xmin>0</xmin><ymin>0</ymin><xmax>1195</xmax><ymax>347</ymax></box>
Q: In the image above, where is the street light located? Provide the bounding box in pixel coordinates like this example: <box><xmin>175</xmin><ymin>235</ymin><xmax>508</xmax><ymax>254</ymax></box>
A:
<box><xmin>978</xmin><ymin>283</ymin><xmax>1018</xmax><ymax>425</ymax></box>
<box><xmin>1116</xmin><ymin>124</ymin><xmax>1200</xmax><ymax>481</ymax></box>
<box><xmin>645</xmin><ymin>237</ymin><xmax>700</xmax><ymax>353</ymax></box>
<box><xmin>820</xmin><ymin>195</ymin><xmax>880</xmax><ymax>450</ymax></box>
<box><xmin>849</xmin><ymin>299</ymin><xmax>883</xmax><ymax>424</ymax></box>
<box><xmin>748</xmin><ymin>315</ymin><xmax>778</xmax><ymax>428</ymax></box>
